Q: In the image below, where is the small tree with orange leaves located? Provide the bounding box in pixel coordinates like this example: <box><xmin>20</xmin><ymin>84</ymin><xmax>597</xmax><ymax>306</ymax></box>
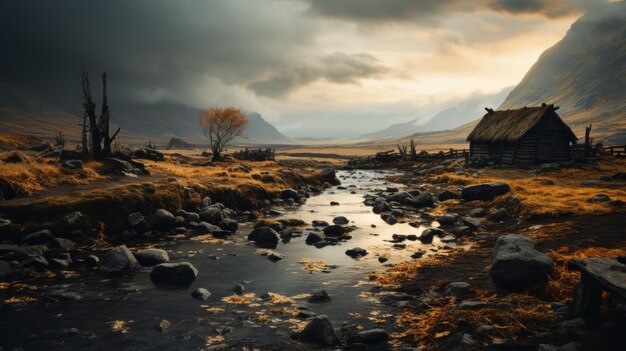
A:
<box><xmin>198</xmin><ymin>107</ymin><xmax>247</xmax><ymax>161</ymax></box>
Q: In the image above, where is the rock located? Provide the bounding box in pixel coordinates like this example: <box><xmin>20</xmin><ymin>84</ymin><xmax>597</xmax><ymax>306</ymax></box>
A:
<box><xmin>299</xmin><ymin>315</ymin><xmax>339</xmax><ymax>346</ymax></box>
<box><xmin>152</xmin><ymin>209</ymin><xmax>176</xmax><ymax>231</ymax></box>
<box><xmin>332</xmin><ymin>216</ymin><xmax>349</xmax><ymax>225</ymax></box>
<box><xmin>378</xmin><ymin>257</ymin><xmax>389</xmax><ymax>263</ymax></box>
<box><xmin>267</xmin><ymin>251</ymin><xmax>284</xmax><ymax>262</ymax></box>
<box><xmin>387</xmin><ymin>191</ymin><xmax>413</xmax><ymax>204</ymax></box>
<box><xmin>19</xmin><ymin>255</ymin><xmax>49</xmax><ymax>270</ymax></box>
<box><xmin>150</xmin><ymin>262</ymin><xmax>198</xmax><ymax>286</ymax></box>
<box><xmin>438</xmin><ymin>190</ymin><xmax>460</xmax><ymax>201</ymax></box>
<box><xmin>538</xmin><ymin>163</ymin><xmax>560</xmax><ymax>172</ymax></box>
<box><xmin>372</xmin><ymin>202</ymin><xmax>392</xmax><ymax>213</ymax></box>
<box><xmin>461</xmin><ymin>182</ymin><xmax>510</xmax><ymax>201</ymax></box>
<box><xmin>191</xmin><ymin>288</ymin><xmax>211</xmax><ymax>301</ymax></box>
<box><xmin>348</xmin><ymin>329</ymin><xmax>390</xmax><ymax>345</ymax></box>
<box><xmin>323</xmin><ymin>225</ymin><xmax>345</xmax><ymax>236</ymax></box>
<box><xmin>443</xmin><ymin>282</ymin><xmax>472</xmax><ymax>298</ymax></box>
<box><xmin>232</xmin><ymin>283</ymin><xmax>245</xmax><ymax>294</ymax></box>
<box><xmin>489</xmin><ymin>208</ymin><xmax>509</xmax><ymax>221</ymax></box>
<box><xmin>188</xmin><ymin>221</ymin><xmax>219</xmax><ymax>235</ymax></box>
<box><xmin>312</xmin><ymin>220</ymin><xmax>329</xmax><ymax>227</ymax></box>
<box><xmin>330</xmin><ymin>201</ymin><xmax>340</xmax><ymax>206</ymax></box>
<box><xmin>98</xmin><ymin>245</ymin><xmax>140</xmax><ymax>277</ymax></box>
<box><xmin>462</xmin><ymin>217</ymin><xmax>481</xmax><ymax>230</ymax></box>
<box><xmin>199</xmin><ymin>208</ymin><xmax>223</xmax><ymax>225</ymax></box>
<box><xmin>134</xmin><ymin>148</ymin><xmax>164</xmax><ymax>161</ymax></box>
<box><xmin>589</xmin><ymin>193</ymin><xmax>611</xmax><ymax>202</ymax></box>
<box><xmin>490</xmin><ymin>234</ymin><xmax>553</xmax><ymax>291</ymax></box>
<box><xmin>306</xmin><ymin>233</ymin><xmax>324</xmax><ymax>245</ymax></box>
<box><xmin>133</xmin><ymin>249</ymin><xmax>170</xmax><ymax>266</ymax></box>
<box><xmin>247</xmin><ymin>227</ymin><xmax>280</xmax><ymax>248</ymax></box>
<box><xmin>437</xmin><ymin>214</ymin><xmax>458</xmax><ymax>226</ymax></box>
<box><xmin>155</xmin><ymin>319</ymin><xmax>171</xmax><ymax>333</ymax></box>
<box><xmin>468</xmin><ymin>208</ymin><xmax>487</xmax><ymax>217</ymax></box>
<box><xmin>314</xmin><ymin>240</ymin><xmax>328</xmax><ymax>248</ymax></box>
<box><xmin>22</xmin><ymin>229</ymin><xmax>54</xmax><ymax>245</ymax></box>
<box><xmin>128</xmin><ymin>212</ymin><xmax>145</xmax><ymax>228</ymax></box>
<box><xmin>50</xmin><ymin>238</ymin><xmax>78</xmax><ymax>252</ymax></box>
<box><xmin>85</xmin><ymin>255</ymin><xmax>99</xmax><ymax>267</ymax></box>
<box><xmin>409</xmin><ymin>192</ymin><xmax>434</xmax><ymax>208</ymax></box>
<box><xmin>62</xmin><ymin>160</ymin><xmax>83</xmax><ymax>169</ymax></box>
<box><xmin>219</xmin><ymin>218</ymin><xmax>239</xmax><ymax>233</ymax></box>
<box><xmin>298</xmin><ymin>310</ymin><xmax>317</xmax><ymax>319</ymax></box>
<box><xmin>281</xmin><ymin>189</ymin><xmax>300</xmax><ymax>200</ymax></box>
<box><xmin>457</xmin><ymin>301</ymin><xmax>489</xmax><ymax>310</ymax></box>
<box><xmin>320</xmin><ymin>168</ymin><xmax>337</xmax><ymax>180</ymax></box>
<box><xmin>0</xmin><ymin>260</ymin><xmax>13</xmax><ymax>280</ymax></box>
<box><xmin>418</xmin><ymin>228</ymin><xmax>443</xmax><ymax>244</ymax></box>
<box><xmin>345</xmin><ymin>247</ymin><xmax>368</xmax><ymax>258</ymax></box>
<box><xmin>381</xmin><ymin>214</ymin><xmax>397</xmax><ymax>225</ymax></box>
<box><xmin>200</xmin><ymin>196</ymin><xmax>212</xmax><ymax>209</ymax></box>
<box><xmin>308</xmin><ymin>290</ymin><xmax>331</xmax><ymax>303</ymax></box>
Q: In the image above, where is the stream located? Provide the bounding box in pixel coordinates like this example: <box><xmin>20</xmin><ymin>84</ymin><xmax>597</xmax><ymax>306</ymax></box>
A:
<box><xmin>0</xmin><ymin>170</ymin><xmax>454</xmax><ymax>350</ymax></box>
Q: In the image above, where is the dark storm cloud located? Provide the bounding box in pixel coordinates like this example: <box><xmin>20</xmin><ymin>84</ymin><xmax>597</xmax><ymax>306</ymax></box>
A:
<box><xmin>249</xmin><ymin>52</ymin><xmax>388</xmax><ymax>97</ymax></box>
<box><xmin>0</xmin><ymin>0</ymin><xmax>317</xmax><ymax>108</ymax></box>
<box><xmin>304</xmin><ymin>0</ymin><xmax>611</xmax><ymax>22</ymax></box>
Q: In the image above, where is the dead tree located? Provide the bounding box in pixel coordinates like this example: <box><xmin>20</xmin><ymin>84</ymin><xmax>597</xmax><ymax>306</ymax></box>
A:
<box><xmin>410</xmin><ymin>139</ymin><xmax>416</xmax><ymax>160</ymax></box>
<box><xmin>55</xmin><ymin>131</ymin><xmax>66</xmax><ymax>149</ymax></box>
<box><xmin>81</xmin><ymin>72</ymin><xmax>120</xmax><ymax>160</ymax></box>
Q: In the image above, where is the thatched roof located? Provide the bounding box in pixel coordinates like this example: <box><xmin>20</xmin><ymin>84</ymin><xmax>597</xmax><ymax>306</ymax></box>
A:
<box><xmin>466</xmin><ymin>104</ymin><xmax>578</xmax><ymax>143</ymax></box>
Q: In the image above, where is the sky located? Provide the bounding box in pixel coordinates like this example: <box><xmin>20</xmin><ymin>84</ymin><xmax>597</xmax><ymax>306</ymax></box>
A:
<box><xmin>0</xmin><ymin>0</ymin><xmax>618</xmax><ymax>137</ymax></box>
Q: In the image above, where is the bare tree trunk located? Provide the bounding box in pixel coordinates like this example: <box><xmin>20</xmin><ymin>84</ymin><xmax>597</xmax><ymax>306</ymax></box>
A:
<box><xmin>585</xmin><ymin>124</ymin><xmax>592</xmax><ymax>156</ymax></box>
<box><xmin>81</xmin><ymin>72</ymin><xmax>120</xmax><ymax>160</ymax></box>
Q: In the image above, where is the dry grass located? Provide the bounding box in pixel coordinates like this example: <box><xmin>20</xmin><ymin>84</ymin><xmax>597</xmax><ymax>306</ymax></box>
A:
<box><xmin>429</xmin><ymin>159</ymin><xmax>626</xmax><ymax>219</ymax></box>
<box><xmin>0</xmin><ymin>156</ymin><xmax>104</xmax><ymax>196</ymax></box>
<box><xmin>370</xmin><ymin>249</ymin><xmax>465</xmax><ymax>286</ymax></box>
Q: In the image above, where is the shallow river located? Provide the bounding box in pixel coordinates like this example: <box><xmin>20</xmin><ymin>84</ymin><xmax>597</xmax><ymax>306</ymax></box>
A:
<box><xmin>0</xmin><ymin>170</ymin><xmax>450</xmax><ymax>350</ymax></box>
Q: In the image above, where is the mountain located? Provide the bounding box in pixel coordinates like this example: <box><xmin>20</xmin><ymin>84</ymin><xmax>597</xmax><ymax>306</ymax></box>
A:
<box><xmin>498</xmin><ymin>2</ymin><xmax>626</xmax><ymax>143</ymax></box>
<box><xmin>235</xmin><ymin>112</ymin><xmax>293</xmax><ymax>145</ymax></box>
<box><xmin>360</xmin><ymin>87</ymin><xmax>512</xmax><ymax>140</ymax></box>
<box><xmin>0</xmin><ymin>80</ymin><xmax>291</xmax><ymax>146</ymax></box>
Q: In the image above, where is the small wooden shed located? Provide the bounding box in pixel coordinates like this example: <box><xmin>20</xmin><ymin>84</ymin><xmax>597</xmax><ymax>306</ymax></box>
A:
<box><xmin>467</xmin><ymin>104</ymin><xmax>578</xmax><ymax>167</ymax></box>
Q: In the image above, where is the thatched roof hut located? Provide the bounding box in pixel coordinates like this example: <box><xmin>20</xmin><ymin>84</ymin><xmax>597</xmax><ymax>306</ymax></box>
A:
<box><xmin>467</xmin><ymin>104</ymin><xmax>577</xmax><ymax>167</ymax></box>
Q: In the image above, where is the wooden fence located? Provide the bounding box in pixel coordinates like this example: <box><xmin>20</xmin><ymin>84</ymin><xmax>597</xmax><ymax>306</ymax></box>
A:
<box><xmin>601</xmin><ymin>145</ymin><xmax>626</xmax><ymax>157</ymax></box>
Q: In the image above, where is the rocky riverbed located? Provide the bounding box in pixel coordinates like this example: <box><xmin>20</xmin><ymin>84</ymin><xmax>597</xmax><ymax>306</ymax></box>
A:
<box><xmin>0</xmin><ymin>169</ymin><xmax>470</xmax><ymax>350</ymax></box>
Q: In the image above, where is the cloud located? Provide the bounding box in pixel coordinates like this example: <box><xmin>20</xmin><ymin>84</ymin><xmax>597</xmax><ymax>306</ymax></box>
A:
<box><xmin>249</xmin><ymin>52</ymin><xmax>388</xmax><ymax>97</ymax></box>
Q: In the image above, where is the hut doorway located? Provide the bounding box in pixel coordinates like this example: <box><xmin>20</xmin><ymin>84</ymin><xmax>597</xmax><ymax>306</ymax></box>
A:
<box><xmin>537</xmin><ymin>131</ymin><xmax>555</xmax><ymax>161</ymax></box>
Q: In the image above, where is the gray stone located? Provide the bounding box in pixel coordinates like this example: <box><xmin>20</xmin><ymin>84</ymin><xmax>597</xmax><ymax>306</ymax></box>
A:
<box><xmin>247</xmin><ymin>227</ymin><xmax>280</xmax><ymax>248</ymax></box>
<box><xmin>468</xmin><ymin>208</ymin><xmax>487</xmax><ymax>217</ymax></box>
<box><xmin>490</xmin><ymin>234</ymin><xmax>553</xmax><ymax>291</ymax></box>
<box><xmin>191</xmin><ymin>288</ymin><xmax>211</xmax><ymax>301</ymax></box>
<box><xmin>22</xmin><ymin>229</ymin><xmax>54</xmax><ymax>245</ymax></box>
<box><xmin>0</xmin><ymin>260</ymin><xmax>13</xmax><ymax>280</ymax></box>
<box><xmin>308</xmin><ymin>290</ymin><xmax>331</xmax><ymax>303</ymax></box>
<box><xmin>97</xmin><ymin>245</ymin><xmax>140</xmax><ymax>277</ymax></box>
<box><xmin>299</xmin><ymin>315</ymin><xmax>339</xmax><ymax>346</ymax></box>
<box><xmin>409</xmin><ymin>192</ymin><xmax>434</xmax><ymax>208</ymax></box>
<box><xmin>320</xmin><ymin>168</ymin><xmax>337</xmax><ymax>180</ymax></box>
<box><xmin>323</xmin><ymin>225</ymin><xmax>345</xmax><ymax>236</ymax></box>
<box><xmin>443</xmin><ymin>282</ymin><xmax>472</xmax><ymax>298</ymax></box>
<box><xmin>199</xmin><ymin>207</ymin><xmax>223</xmax><ymax>225</ymax></box>
<box><xmin>438</xmin><ymin>190</ymin><xmax>460</xmax><ymax>201</ymax></box>
<box><xmin>150</xmin><ymin>262</ymin><xmax>198</xmax><ymax>286</ymax></box>
<box><xmin>332</xmin><ymin>216</ymin><xmax>349</xmax><ymax>225</ymax></box>
<box><xmin>219</xmin><ymin>218</ymin><xmax>239</xmax><ymax>233</ymax></box>
<box><xmin>152</xmin><ymin>209</ymin><xmax>176</xmax><ymax>231</ymax></box>
<box><xmin>128</xmin><ymin>212</ymin><xmax>145</xmax><ymax>228</ymax></box>
<box><xmin>312</xmin><ymin>220</ymin><xmax>329</xmax><ymax>227</ymax></box>
<box><xmin>437</xmin><ymin>214</ymin><xmax>458</xmax><ymax>226</ymax></box>
<box><xmin>133</xmin><ymin>249</ymin><xmax>170</xmax><ymax>266</ymax></box>
<box><xmin>589</xmin><ymin>193</ymin><xmax>611</xmax><ymax>202</ymax></box>
<box><xmin>281</xmin><ymin>188</ymin><xmax>299</xmax><ymax>200</ymax></box>
<box><xmin>457</xmin><ymin>301</ymin><xmax>489</xmax><ymax>310</ymax></box>
<box><xmin>62</xmin><ymin>159</ymin><xmax>83</xmax><ymax>169</ymax></box>
<box><xmin>418</xmin><ymin>228</ymin><xmax>444</xmax><ymax>244</ymax></box>
<box><xmin>489</xmin><ymin>208</ymin><xmax>509</xmax><ymax>221</ymax></box>
<box><xmin>345</xmin><ymin>247</ymin><xmax>368</xmax><ymax>258</ymax></box>
<box><xmin>306</xmin><ymin>233</ymin><xmax>324</xmax><ymax>245</ymax></box>
<box><xmin>348</xmin><ymin>329</ymin><xmax>390</xmax><ymax>344</ymax></box>
<box><xmin>461</xmin><ymin>182</ymin><xmax>510</xmax><ymax>201</ymax></box>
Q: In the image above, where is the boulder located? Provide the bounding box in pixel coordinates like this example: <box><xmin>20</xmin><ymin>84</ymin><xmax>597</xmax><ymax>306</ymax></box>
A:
<box><xmin>490</xmin><ymin>234</ymin><xmax>553</xmax><ymax>291</ymax></box>
<box><xmin>468</xmin><ymin>208</ymin><xmax>487</xmax><ymax>217</ymax></box>
<box><xmin>134</xmin><ymin>148</ymin><xmax>164</xmax><ymax>161</ymax></box>
<box><xmin>299</xmin><ymin>315</ymin><xmax>339</xmax><ymax>346</ymax></box>
<box><xmin>61</xmin><ymin>160</ymin><xmax>83</xmax><ymax>169</ymax></box>
<box><xmin>461</xmin><ymin>182</ymin><xmax>510</xmax><ymax>201</ymax></box>
<box><xmin>22</xmin><ymin>229</ymin><xmax>54</xmax><ymax>245</ymax></box>
<box><xmin>320</xmin><ymin>168</ymin><xmax>336</xmax><ymax>180</ymax></box>
<box><xmin>418</xmin><ymin>228</ymin><xmax>443</xmax><ymax>244</ymax></box>
<box><xmin>191</xmin><ymin>288</ymin><xmax>211</xmax><ymax>301</ymax></box>
<box><xmin>438</xmin><ymin>190</ymin><xmax>460</xmax><ymax>201</ymax></box>
<box><xmin>437</xmin><ymin>214</ymin><xmax>458</xmax><ymax>226</ymax></box>
<box><xmin>280</xmin><ymin>189</ymin><xmax>299</xmax><ymax>200</ymax></box>
<box><xmin>199</xmin><ymin>208</ymin><xmax>223</xmax><ymax>225</ymax></box>
<box><xmin>332</xmin><ymin>216</ymin><xmax>349</xmax><ymax>225</ymax></box>
<box><xmin>306</xmin><ymin>233</ymin><xmax>324</xmax><ymax>245</ymax></box>
<box><xmin>489</xmin><ymin>208</ymin><xmax>509</xmax><ymax>221</ymax></box>
<box><xmin>97</xmin><ymin>245</ymin><xmax>140</xmax><ymax>277</ymax></box>
<box><xmin>85</xmin><ymin>255</ymin><xmax>99</xmax><ymax>267</ymax></box>
<box><xmin>387</xmin><ymin>191</ymin><xmax>413</xmax><ymax>204</ymax></box>
<box><xmin>19</xmin><ymin>255</ymin><xmax>49</xmax><ymax>270</ymax></box>
<box><xmin>345</xmin><ymin>247</ymin><xmax>368</xmax><ymax>258</ymax></box>
<box><xmin>308</xmin><ymin>290</ymin><xmax>332</xmax><ymax>303</ymax></box>
<box><xmin>152</xmin><ymin>209</ymin><xmax>176</xmax><ymax>231</ymax></box>
<box><xmin>247</xmin><ymin>227</ymin><xmax>280</xmax><ymax>248</ymax></box>
<box><xmin>381</xmin><ymin>214</ymin><xmax>397</xmax><ymax>225</ymax></box>
<box><xmin>323</xmin><ymin>225</ymin><xmax>345</xmax><ymax>236</ymax></box>
<box><xmin>133</xmin><ymin>249</ymin><xmax>170</xmax><ymax>266</ymax></box>
<box><xmin>150</xmin><ymin>262</ymin><xmax>198</xmax><ymax>286</ymax></box>
<box><xmin>443</xmin><ymin>282</ymin><xmax>472</xmax><ymax>298</ymax></box>
<box><xmin>589</xmin><ymin>194</ymin><xmax>611</xmax><ymax>202</ymax></box>
<box><xmin>128</xmin><ymin>212</ymin><xmax>145</xmax><ymax>228</ymax></box>
<box><xmin>373</xmin><ymin>202</ymin><xmax>392</xmax><ymax>214</ymax></box>
<box><xmin>219</xmin><ymin>218</ymin><xmax>239</xmax><ymax>233</ymax></box>
<box><xmin>409</xmin><ymin>192</ymin><xmax>434</xmax><ymax>208</ymax></box>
